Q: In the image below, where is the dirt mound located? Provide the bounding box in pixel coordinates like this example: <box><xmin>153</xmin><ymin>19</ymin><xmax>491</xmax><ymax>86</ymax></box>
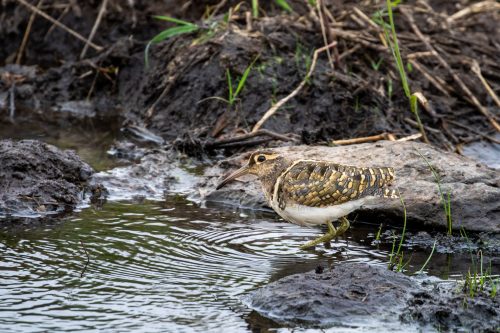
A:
<box><xmin>0</xmin><ymin>139</ymin><xmax>95</xmax><ymax>218</ymax></box>
<box><xmin>2</xmin><ymin>1</ymin><xmax>498</xmax><ymax>154</ymax></box>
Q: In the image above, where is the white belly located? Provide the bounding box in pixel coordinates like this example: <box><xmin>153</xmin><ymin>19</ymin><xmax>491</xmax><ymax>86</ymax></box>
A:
<box><xmin>270</xmin><ymin>198</ymin><xmax>371</xmax><ymax>227</ymax></box>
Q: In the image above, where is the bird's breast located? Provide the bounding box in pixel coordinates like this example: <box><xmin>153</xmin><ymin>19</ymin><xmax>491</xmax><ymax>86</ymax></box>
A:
<box><xmin>269</xmin><ymin>197</ymin><xmax>371</xmax><ymax>227</ymax></box>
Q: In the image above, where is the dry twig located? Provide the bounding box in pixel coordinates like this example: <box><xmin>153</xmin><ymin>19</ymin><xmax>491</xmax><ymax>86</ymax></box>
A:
<box><xmin>16</xmin><ymin>0</ymin><xmax>44</xmax><ymax>64</ymax></box>
<box><xmin>80</xmin><ymin>0</ymin><xmax>108</xmax><ymax>59</ymax></box>
<box><xmin>16</xmin><ymin>0</ymin><xmax>103</xmax><ymax>52</ymax></box>
<box><xmin>316</xmin><ymin>0</ymin><xmax>334</xmax><ymax>70</ymax></box>
<box><xmin>408</xmin><ymin>59</ymin><xmax>451</xmax><ymax>97</ymax></box>
<box><xmin>447</xmin><ymin>120</ymin><xmax>500</xmax><ymax>145</ymax></box>
<box><xmin>208</xmin><ymin>129</ymin><xmax>296</xmax><ymax>148</ymax></box>
<box><xmin>44</xmin><ymin>3</ymin><xmax>71</xmax><ymax>39</ymax></box>
<box><xmin>400</xmin><ymin>6</ymin><xmax>500</xmax><ymax>132</ymax></box>
<box><xmin>447</xmin><ymin>1</ymin><xmax>500</xmax><ymax>24</ymax></box>
<box><xmin>470</xmin><ymin>60</ymin><xmax>500</xmax><ymax>108</ymax></box>
<box><xmin>331</xmin><ymin>133</ymin><xmax>393</xmax><ymax>145</ymax></box>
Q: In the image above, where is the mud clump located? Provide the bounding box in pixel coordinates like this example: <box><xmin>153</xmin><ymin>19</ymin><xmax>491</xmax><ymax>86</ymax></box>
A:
<box><xmin>0</xmin><ymin>139</ymin><xmax>95</xmax><ymax>218</ymax></box>
<box><xmin>243</xmin><ymin>262</ymin><xmax>417</xmax><ymax>328</ymax></box>
<box><xmin>244</xmin><ymin>262</ymin><xmax>500</xmax><ymax>331</ymax></box>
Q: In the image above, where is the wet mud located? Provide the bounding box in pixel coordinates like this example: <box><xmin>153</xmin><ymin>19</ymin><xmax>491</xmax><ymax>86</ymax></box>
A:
<box><xmin>0</xmin><ymin>139</ymin><xmax>95</xmax><ymax>218</ymax></box>
<box><xmin>1</xmin><ymin>0</ymin><xmax>499</xmax><ymax>150</ymax></box>
<box><xmin>244</xmin><ymin>262</ymin><xmax>500</xmax><ymax>332</ymax></box>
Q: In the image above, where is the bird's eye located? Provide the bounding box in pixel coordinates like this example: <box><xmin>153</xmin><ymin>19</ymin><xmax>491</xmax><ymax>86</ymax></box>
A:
<box><xmin>257</xmin><ymin>155</ymin><xmax>266</xmax><ymax>162</ymax></box>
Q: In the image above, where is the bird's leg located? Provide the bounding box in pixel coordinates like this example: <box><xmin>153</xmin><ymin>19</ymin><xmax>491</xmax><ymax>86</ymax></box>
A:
<box><xmin>300</xmin><ymin>221</ymin><xmax>337</xmax><ymax>250</ymax></box>
<box><xmin>335</xmin><ymin>217</ymin><xmax>350</xmax><ymax>237</ymax></box>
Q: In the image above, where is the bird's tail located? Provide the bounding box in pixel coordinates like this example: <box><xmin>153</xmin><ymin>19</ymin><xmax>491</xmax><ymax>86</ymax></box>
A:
<box><xmin>370</xmin><ymin>167</ymin><xmax>398</xmax><ymax>199</ymax></box>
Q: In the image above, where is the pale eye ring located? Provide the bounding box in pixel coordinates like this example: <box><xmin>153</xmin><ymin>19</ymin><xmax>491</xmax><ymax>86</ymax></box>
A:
<box><xmin>257</xmin><ymin>155</ymin><xmax>266</xmax><ymax>162</ymax></box>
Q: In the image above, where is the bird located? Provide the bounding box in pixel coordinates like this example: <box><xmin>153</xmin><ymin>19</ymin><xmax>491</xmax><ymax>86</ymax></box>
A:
<box><xmin>216</xmin><ymin>150</ymin><xmax>398</xmax><ymax>249</ymax></box>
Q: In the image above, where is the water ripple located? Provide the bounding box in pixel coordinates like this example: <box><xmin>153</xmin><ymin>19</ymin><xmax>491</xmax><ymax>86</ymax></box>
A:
<box><xmin>0</xmin><ymin>198</ymin><xmax>421</xmax><ymax>332</ymax></box>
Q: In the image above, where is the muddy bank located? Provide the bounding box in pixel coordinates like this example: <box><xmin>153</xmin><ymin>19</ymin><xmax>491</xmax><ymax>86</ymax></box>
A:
<box><xmin>243</xmin><ymin>262</ymin><xmax>499</xmax><ymax>331</ymax></box>
<box><xmin>2</xmin><ymin>1</ymin><xmax>499</xmax><ymax>153</ymax></box>
<box><xmin>203</xmin><ymin>141</ymin><xmax>500</xmax><ymax>233</ymax></box>
<box><xmin>0</xmin><ymin>139</ymin><xmax>96</xmax><ymax>218</ymax></box>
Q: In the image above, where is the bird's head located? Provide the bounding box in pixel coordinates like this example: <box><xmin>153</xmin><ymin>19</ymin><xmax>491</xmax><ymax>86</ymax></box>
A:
<box><xmin>216</xmin><ymin>151</ymin><xmax>287</xmax><ymax>190</ymax></box>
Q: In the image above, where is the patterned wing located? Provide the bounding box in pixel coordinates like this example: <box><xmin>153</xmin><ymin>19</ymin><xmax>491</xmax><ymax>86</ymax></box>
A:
<box><xmin>275</xmin><ymin>161</ymin><xmax>396</xmax><ymax>209</ymax></box>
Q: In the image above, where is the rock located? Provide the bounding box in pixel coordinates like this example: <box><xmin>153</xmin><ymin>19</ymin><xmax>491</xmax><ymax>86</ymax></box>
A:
<box><xmin>0</xmin><ymin>139</ymin><xmax>94</xmax><ymax>218</ymax></box>
<box><xmin>243</xmin><ymin>262</ymin><xmax>418</xmax><ymax>328</ymax></box>
<box><xmin>243</xmin><ymin>262</ymin><xmax>500</xmax><ymax>331</ymax></box>
<box><xmin>201</xmin><ymin>141</ymin><xmax>500</xmax><ymax>233</ymax></box>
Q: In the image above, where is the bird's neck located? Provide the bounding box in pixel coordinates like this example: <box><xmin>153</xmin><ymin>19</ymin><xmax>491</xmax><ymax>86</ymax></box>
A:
<box><xmin>258</xmin><ymin>158</ymin><xmax>291</xmax><ymax>201</ymax></box>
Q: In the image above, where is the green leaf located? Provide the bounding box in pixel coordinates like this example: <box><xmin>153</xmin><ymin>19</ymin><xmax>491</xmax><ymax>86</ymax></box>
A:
<box><xmin>274</xmin><ymin>0</ymin><xmax>293</xmax><ymax>12</ymax></box>
<box><xmin>153</xmin><ymin>15</ymin><xmax>197</xmax><ymax>26</ymax></box>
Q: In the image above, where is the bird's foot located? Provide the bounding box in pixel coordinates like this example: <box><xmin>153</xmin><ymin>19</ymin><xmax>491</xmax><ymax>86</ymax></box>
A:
<box><xmin>336</xmin><ymin>217</ymin><xmax>350</xmax><ymax>237</ymax></box>
<box><xmin>300</xmin><ymin>221</ymin><xmax>337</xmax><ymax>250</ymax></box>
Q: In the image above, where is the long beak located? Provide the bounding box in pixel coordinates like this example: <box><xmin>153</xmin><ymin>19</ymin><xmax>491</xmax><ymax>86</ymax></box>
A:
<box><xmin>216</xmin><ymin>164</ymin><xmax>250</xmax><ymax>190</ymax></box>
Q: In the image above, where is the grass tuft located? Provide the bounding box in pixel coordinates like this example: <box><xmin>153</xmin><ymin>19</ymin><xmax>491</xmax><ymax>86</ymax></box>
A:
<box><xmin>460</xmin><ymin>229</ymin><xmax>499</xmax><ymax>300</ymax></box>
<box><xmin>226</xmin><ymin>56</ymin><xmax>259</xmax><ymax>107</ymax></box>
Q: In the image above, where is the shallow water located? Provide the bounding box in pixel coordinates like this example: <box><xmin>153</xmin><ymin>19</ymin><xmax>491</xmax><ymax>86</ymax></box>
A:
<box><xmin>462</xmin><ymin>134</ymin><xmax>500</xmax><ymax>169</ymax></box>
<box><xmin>0</xmin><ymin>196</ymin><xmax>486</xmax><ymax>333</ymax></box>
<box><xmin>0</xmin><ymin>116</ymin><xmax>497</xmax><ymax>332</ymax></box>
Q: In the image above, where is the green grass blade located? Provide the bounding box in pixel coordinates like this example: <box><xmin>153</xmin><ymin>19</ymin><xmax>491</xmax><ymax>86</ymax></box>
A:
<box><xmin>417</xmin><ymin>239</ymin><xmax>437</xmax><ymax>274</ymax></box>
<box><xmin>153</xmin><ymin>15</ymin><xmax>197</xmax><ymax>26</ymax></box>
<box><xmin>385</xmin><ymin>0</ymin><xmax>410</xmax><ymax>98</ymax></box>
<box><xmin>234</xmin><ymin>57</ymin><xmax>259</xmax><ymax>100</ymax></box>
<box><xmin>150</xmin><ymin>25</ymin><xmax>199</xmax><ymax>44</ymax></box>
<box><xmin>416</xmin><ymin>149</ymin><xmax>452</xmax><ymax>234</ymax></box>
<box><xmin>226</xmin><ymin>69</ymin><xmax>234</xmax><ymax>104</ymax></box>
<box><xmin>274</xmin><ymin>0</ymin><xmax>293</xmax><ymax>12</ymax></box>
<box><xmin>252</xmin><ymin>0</ymin><xmax>259</xmax><ymax>18</ymax></box>
<box><xmin>396</xmin><ymin>189</ymin><xmax>407</xmax><ymax>257</ymax></box>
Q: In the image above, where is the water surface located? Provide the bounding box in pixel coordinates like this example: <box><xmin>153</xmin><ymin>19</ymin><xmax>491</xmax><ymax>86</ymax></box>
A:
<box><xmin>1</xmin><ymin>197</ymin><xmax>479</xmax><ymax>333</ymax></box>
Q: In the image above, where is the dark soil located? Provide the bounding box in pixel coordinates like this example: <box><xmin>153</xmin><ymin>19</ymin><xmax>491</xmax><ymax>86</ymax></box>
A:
<box><xmin>0</xmin><ymin>139</ymin><xmax>95</xmax><ymax>217</ymax></box>
<box><xmin>1</xmin><ymin>0</ymin><xmax>499</xmax><ymax>154</ymax></box>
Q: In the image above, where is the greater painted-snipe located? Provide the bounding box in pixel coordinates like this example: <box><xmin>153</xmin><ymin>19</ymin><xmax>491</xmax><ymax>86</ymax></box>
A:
<box><xmin>216</xmin><ymin>150</ymin><xmax>398</xmax><ymax>249</ymax></box>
